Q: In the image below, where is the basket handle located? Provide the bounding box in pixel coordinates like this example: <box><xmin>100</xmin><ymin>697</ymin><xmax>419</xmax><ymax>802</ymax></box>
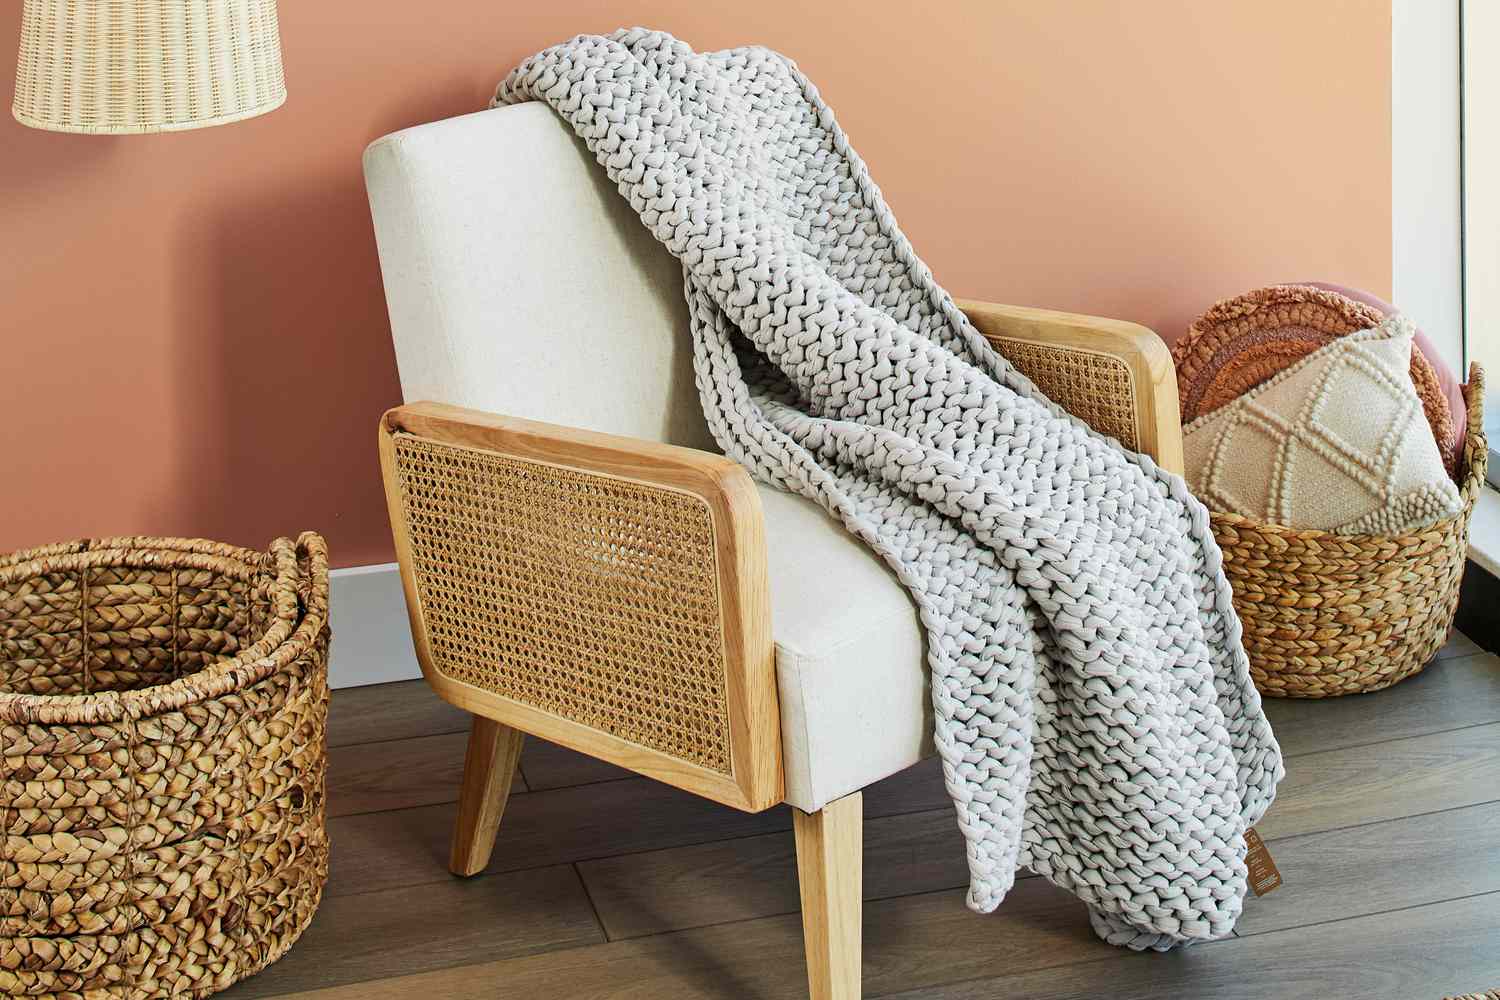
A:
<box><xmin>294</xmin><ymin>531</ymin><xmax>331</xmax><ymax>625</ymax></box>
<box><xmin>1462</xmin><ymin>364</ymin><xmax>1488</xmax><ymax>491</ymax></box>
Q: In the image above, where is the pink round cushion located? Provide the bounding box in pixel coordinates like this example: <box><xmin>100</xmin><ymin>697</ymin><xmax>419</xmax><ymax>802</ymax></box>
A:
<box><xmin>1298</xmin><ymin>281</ymin><xmax>1468</xmax><ymax>460</ymax></box>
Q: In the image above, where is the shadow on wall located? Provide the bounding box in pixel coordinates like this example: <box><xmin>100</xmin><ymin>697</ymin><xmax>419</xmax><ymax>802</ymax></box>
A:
<box><xmin>156</xmin><ymin>79</ymin><xmax>503</xmax><ymax>565</ymax></box>
<box><xmin>164</xmin><ymin>168</ymin><xmax>399</xmax><ymax>564</ymax></box>
<box><xmin>0</xmin><ymin>125</ymin><xmax>122</xmax><ymax>193</ymax></box>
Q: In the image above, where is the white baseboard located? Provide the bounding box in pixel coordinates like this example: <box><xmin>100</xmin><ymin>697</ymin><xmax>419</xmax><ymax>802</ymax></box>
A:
<box><xmin>328</xmin><ymin>563</ymin><xmax>422</xmax><ymax>689</ymax></box>
<box><xmin>1470</xmin><ymin>487</ymin><xmax>1500</xmax><ymax>580</ymax></box>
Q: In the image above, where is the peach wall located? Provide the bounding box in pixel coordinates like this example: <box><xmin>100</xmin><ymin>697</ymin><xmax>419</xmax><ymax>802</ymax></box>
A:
<box><xmin>0</xmin><ymin>1</ymin><xmax>1391</xmax><ymax>567</ymax></box>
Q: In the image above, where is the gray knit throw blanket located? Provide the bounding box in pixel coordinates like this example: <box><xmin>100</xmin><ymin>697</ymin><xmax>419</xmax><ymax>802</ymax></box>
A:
<box><xmin>496</xmin><ymin>29</ymin><xmax>1284</xmax><ymax>949</ymax></box>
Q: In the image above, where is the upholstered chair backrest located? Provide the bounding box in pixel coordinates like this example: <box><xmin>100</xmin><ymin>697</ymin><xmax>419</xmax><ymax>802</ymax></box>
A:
<box><xmin>363</xmin><ymin>102</ymin><xmax>716</xmax><ymax>451</ymax></box>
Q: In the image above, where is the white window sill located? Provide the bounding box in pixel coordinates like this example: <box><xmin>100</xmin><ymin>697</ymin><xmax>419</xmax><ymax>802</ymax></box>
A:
<box><xmin>1470</xmin><ymin>485</ymin><xmax>1500</xmax><ymax>580</ymax></box>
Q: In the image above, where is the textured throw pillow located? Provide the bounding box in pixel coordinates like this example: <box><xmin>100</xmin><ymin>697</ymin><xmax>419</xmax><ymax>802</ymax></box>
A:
<box><xmin>1172</xmin><ymin>285</ymin><xmax>1460</xmax><ymax>478</ymax></box>
<box><xmin>1299</xmin><ymin>280</ymin><xmax>1469</xmax><ymax>465</ymax></box>
<box><xmin>1184</xmin><ymin>314</ymin><xmax>1463</xmax><ymax>535</ymax></box>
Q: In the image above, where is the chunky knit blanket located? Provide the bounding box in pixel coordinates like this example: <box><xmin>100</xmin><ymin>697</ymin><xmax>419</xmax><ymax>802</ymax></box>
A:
<box><xmin>496</xmin><ymin>29</ymin><xmax>1283</xmax><ymax>949</ymax></box>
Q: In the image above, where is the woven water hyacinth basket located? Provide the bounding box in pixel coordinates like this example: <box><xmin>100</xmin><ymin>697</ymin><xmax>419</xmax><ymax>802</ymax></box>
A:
<box><xmin>0</xmin><ymin>533</ymin><xmax>330</xmax><ymax>998</ymax></box>
<box><xmin>1213</xmin><ymin>368</ymin><xmax>1487</xmax><ymax>698</ymax></box>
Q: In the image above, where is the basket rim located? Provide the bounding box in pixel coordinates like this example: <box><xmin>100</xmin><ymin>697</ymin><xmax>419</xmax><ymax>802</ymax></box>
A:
<box><xmin>0</xmin><ymin>532</ymin><xmax>329</xmax><ymax>726</ymax></box>
<box><xmin>1207</xmin><ymin>364</ymin><xmax>1487</xmax><ymax>542</ymax></box>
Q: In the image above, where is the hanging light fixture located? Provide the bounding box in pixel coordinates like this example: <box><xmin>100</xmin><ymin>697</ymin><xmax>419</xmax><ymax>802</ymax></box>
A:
<box><xmin>13</xmin><ymin>0</ymin><xmax>287</xmax><ymax>134</ymax></box>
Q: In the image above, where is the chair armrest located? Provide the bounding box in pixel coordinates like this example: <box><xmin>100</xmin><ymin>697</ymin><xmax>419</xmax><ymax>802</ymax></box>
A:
<box><xmin>379</xmin><ymin>402</ymin><xmax>782</xmax><ymax>812</ymax></box>
<box><xmin>957</xmin><ymin>299</ymin><xmax>1185</xmax><ymax>476</ymax></box>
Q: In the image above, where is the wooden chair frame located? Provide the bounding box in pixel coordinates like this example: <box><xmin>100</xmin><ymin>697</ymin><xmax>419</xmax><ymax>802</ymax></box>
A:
<box><xmin>378</xmin><ymin>300</ymin><xmax>1182</xmax><ymax>1000</ymax></box>
<box><xmin>378</xmin><ymin>401</ymin><xmax>782</xmax><ymax>815</ymax></box>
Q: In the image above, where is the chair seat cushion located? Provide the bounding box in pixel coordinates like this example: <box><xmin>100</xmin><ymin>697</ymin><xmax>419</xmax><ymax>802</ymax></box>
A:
<box><xmin>758</xmin><ymin>486</ymin><xmax>931</xmax><ymax>812</ymax></box>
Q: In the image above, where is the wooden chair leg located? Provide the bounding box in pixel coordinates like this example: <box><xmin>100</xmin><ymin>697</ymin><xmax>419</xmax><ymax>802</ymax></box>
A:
<box><xmin>793</xmin><ymin>791</ymin><xmax>863</xmax><ymax>1000</ymax></box>
<box><xmin>449</xmin><ymin>715</ymin><xmax>525</xmax><ymax>877</ymax></box>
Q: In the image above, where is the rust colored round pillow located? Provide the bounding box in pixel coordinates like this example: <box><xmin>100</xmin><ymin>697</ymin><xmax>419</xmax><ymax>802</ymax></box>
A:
<box><xmin>1172</xmin><ymin>285</ymin><xmax>1458</xmax><ymax>476</ymax></box>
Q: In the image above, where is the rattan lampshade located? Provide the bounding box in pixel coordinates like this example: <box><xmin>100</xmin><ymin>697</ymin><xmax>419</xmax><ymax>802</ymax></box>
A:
<box><xmin>13</xmin><ymin>0</ymin><xmax>286</xmax><ymax>134</ymax></box>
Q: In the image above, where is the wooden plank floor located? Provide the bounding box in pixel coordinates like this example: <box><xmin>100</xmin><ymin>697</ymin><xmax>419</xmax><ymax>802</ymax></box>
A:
<box><xmin>223</xmin><ymin>633</ymin><xmax>1500</xmax><ymax>1000</ymax></box>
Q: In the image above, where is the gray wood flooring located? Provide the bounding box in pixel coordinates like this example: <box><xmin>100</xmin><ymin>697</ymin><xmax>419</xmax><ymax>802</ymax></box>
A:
<box><xmin>221</xmin><ymin>633</ymin><xmax>1500</xmax><ymax>999</ymax></box>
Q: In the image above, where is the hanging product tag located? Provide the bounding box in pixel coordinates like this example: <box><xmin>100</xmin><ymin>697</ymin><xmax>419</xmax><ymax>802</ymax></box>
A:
<box><xmin>1244</xmin><ymin>826</ymin><xmax>1282</xmax><ymax>896</ymax></box>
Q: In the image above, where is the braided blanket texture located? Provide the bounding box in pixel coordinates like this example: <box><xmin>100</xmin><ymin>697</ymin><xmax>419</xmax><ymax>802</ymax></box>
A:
<box><xmin>495</xmin><ymin>29</ymin><xmax>1283</xmax><ymax>949</ymax></box>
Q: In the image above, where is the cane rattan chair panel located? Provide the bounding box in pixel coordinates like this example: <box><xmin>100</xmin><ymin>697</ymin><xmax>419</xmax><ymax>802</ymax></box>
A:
<box><xmin>390</xmin><ymin>433</ymin><xmax>735</xmax><ymax>775</ymax></box>
<box><xmin>991</xmin><ymin>337</ymin><xmax>1140</xmax><ymax>452</ymax></box>
<box><xmin>958</xmin><ymin>299</ymin><xmax>1182</xmax><ymax>475</ymax></box>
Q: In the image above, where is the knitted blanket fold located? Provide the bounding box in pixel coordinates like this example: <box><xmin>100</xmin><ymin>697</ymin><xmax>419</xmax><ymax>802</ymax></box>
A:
<box><xmin>496</xmin><ymin>28</ymin><xmax>1283</xmax><ymax>949</ymax></box>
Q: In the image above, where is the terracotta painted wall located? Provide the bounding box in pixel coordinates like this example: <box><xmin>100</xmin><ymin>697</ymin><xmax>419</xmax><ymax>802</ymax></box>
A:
<box><xmin>1</xmin><ymin>1</ymin><xmax>1392</xmax><ymax>567</ymax></box>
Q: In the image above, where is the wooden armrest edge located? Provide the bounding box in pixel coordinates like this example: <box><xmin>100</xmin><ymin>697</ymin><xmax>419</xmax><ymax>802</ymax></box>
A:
<box><xmin>383</xmin><ymin>401</ymin><xmax>759</xmax><ymax>501</ymax></box>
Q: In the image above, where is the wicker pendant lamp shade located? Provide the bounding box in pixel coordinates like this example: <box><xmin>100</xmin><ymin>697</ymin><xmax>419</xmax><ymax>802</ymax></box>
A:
<box><xmin>13</xmin><ymin>0</ymin><xmax>286</xmax><ymax>133</ymax></box>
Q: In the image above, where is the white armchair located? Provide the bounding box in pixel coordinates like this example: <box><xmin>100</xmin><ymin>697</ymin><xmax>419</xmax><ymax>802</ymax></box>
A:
<box><xmin>364</xmin><ymin>100</ymin><xmax>1182</xmax><ymax>1000</ymax></box>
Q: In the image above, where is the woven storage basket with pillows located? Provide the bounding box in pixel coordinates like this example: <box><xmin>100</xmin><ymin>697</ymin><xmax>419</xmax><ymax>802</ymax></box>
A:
<box><xmin>1175</xmin><ymin>284</ymin><xmax>1487</xmax><ymax>698</ymax></box>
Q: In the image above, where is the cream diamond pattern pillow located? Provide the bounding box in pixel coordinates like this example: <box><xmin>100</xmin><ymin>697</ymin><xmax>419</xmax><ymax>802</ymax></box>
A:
<box><xmin>1183</xmin><ymin>314</ymin><xmax>1463</xmax><ymax>534</ymax></box>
